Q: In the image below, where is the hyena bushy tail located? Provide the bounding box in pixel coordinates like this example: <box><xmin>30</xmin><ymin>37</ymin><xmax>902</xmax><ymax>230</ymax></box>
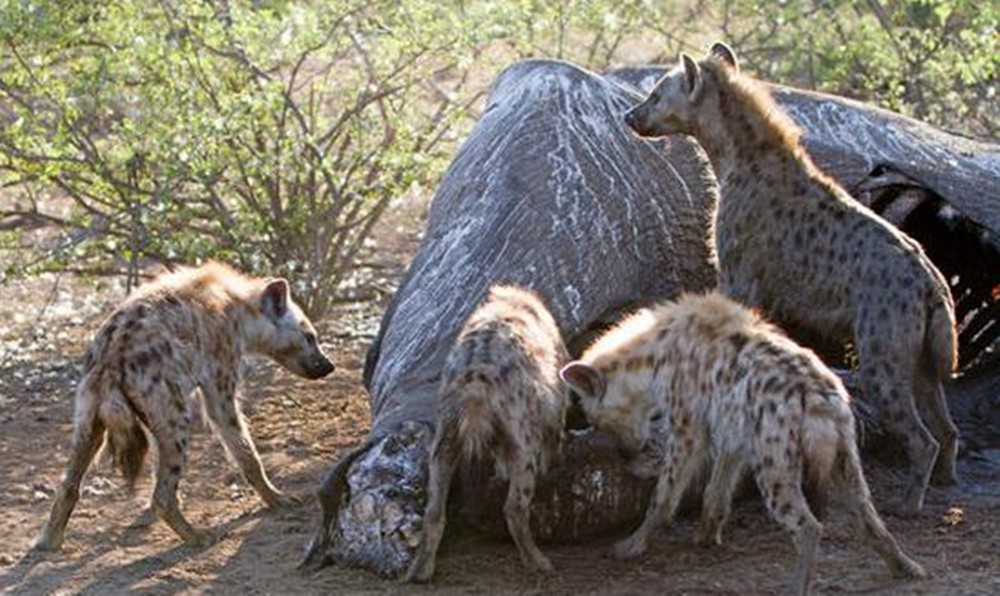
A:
<box><xmin>453</xmin><ymin>375</ymin><xmax>511</xmax><ymax>466</ymax></box>
<box><xmin>98</xmin><ymin>388</ymin><xmax>149</xmax><ymax>488</ymax></box>
<box><xmin>799</xmin><ymin>394</ymin><xmax>844</xmax><ymax>502</ymax></box>
<box><xmin>926</xmin><ymin>302</ymin><xmax>958</xmax><ymax>379</ymax></box>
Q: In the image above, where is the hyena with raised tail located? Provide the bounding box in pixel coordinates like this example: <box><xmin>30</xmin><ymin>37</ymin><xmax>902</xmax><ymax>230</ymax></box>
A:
<box><xmin>405</xmin><ymin>285</ymin><xmax>569</xmax><ymax>582</ymax></box>
<box><xmin>34</xmin><ymin>261</ymin><xmax>334</xmax><ymax>550</ymax></box>
<box><xmin>625</xmin><ymin>42</ymin><xmax>958</xmax><ymax>515</ymax></box>
<box><xmin>560</xmin><ymin>292</ymin><xmax>926</xmax><ymax>596</ymax></box>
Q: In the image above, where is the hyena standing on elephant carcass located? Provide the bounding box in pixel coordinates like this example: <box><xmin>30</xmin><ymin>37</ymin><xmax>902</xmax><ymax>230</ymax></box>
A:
<box><xmin>33</xmin><ymin>261</ymin><xmax>335</xmax><ymax>550</ymax></box>
<box><xmin>405</xmin><ymin>285</ymin><xmax>570</xmax><ymax>582</ymax></box>
<box><xmin>560</xmin><ymin>292</ymin><xmax>927</xmax><ymax>596</ymax></box>
<box><xmin>625</xmin><ymin>42</ymin><xmax>959</xmax><ymax>515</ymax></box>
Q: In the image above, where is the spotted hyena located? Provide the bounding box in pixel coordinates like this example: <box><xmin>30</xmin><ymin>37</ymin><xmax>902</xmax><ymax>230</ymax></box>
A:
<box><xmin>625</xmin><ymin>42</ymin><xmax>958</xmax><ymax>515</ymax></box>
<box><xmin>560</xmin><ymin>292</ymin><xmax>926</xmax><ymax>595</ymax></box>
<box><xmin>405</xmin><ymin>285</ymin><xmax>569</xmax><ymax>582</ymax></box>
<box><xmin>34</xmin><ymin>261</ymin><xmax>334</xmax><ymax>550</ymax></box>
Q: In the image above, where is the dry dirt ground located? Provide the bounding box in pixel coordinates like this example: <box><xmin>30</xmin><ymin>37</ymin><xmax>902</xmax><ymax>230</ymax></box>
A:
<box><xmin>1</xmin><ymin>205</ymin><xmax>999</xmax><ymax>595</ymax></box>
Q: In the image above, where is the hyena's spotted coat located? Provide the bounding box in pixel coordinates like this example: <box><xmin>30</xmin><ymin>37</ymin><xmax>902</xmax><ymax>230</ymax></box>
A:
<box><xmin>34</xmin><ymin>261</ymin><xmax>334</xmax><ymax>550</ymax></box>
<box><xmin>405</xmin><ymin>285</ymin><xmax>569</xmax><ymax>582</ymax></box>
<box><xmin>625</xmin><ymin>42</ymin><xmax>958</xmax><ymax>515</ymax></box>
<box><xmin>561</xmin><ymin>292</ymin><xmax>926</xmax><ymax>595</ymax></box>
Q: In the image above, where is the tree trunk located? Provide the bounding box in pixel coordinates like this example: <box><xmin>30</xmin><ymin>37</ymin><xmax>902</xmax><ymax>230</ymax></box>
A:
<box><xmin>302</xmin><ymin>60</ymin><xmax>1000</xmax><ymax>577</ymax></box>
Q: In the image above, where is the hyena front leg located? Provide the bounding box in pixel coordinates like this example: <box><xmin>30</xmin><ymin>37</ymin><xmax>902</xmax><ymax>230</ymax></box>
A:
<box><xmin>404</xmin><ymin>431</ymin><xmax>458</xmax><ymax>583</ymax></box>
<box><xmin>148</xmin><ymin>384</ymin><xmax>214</xmax><ymax>547</ymax></box>
<box><xmin>34</xmin><ymin>400</ymin><xmax>105</xmax><ymax>551</ymax></box>
<box><xmin>611</xmin><ymin>431</ymin><xmax>704</xmax><ymax>561</ymax></box>
<box><xmin>202</xmin><ymin>382</ymin><xmax>294</xmax><ymax>508</ymax></box>
<box><xmin>504</xmin><ymin>451</ymin><xmax>552</xmax><ymax>573</ymax></box>
<box><xmin>695</xmin><ymin>451</ymin><xmax>747</xmax><ymax>546</ymax></box>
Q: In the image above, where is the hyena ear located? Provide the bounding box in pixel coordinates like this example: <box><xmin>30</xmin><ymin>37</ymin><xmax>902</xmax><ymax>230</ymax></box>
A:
<box><xmin>262</xmin><ymin>278</ymin><xmax>290</xmax><ymax>320</ymax></box>
<box><xmin>680</xmin><ymin>53</ymin><xmax>703</xmax><ymax>103</ymax></box>
<box><xmin>559</xmin><ymin>362</ymin><xmax>606</xmax><ymax>403</ymax></box>
<box><xmin>709</xmin><ymin>41</ymin><xmax>738</xmax><ymax>72</ymax></box>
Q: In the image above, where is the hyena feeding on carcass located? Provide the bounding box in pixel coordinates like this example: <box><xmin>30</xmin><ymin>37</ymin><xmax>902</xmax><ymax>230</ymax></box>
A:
<box><xmin>34</xmin><ymin>261</ymin><xmax>334</xmax><ymax>550</ymax></box>
<box><xmin>405</xmin><ymin>285</ymin><xmax>569</xmax><ymax>582</ymax></box>
<box><xmin>560</xmin><ymin>292</ymin><xmax>927</xmax><ymax>595</ymax></box>
<box><xmin>625</xmin><ymin>42</ymin><xmax>958</xmax><ymax>515</ymax></box>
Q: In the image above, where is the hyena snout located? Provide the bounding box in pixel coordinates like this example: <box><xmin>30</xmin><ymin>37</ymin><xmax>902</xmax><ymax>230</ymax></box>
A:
<box><xmin>624</xmin><ymin>443</ymin><xmax>664</xmax><ymax>480</ymax></box>
<box><xmin>615</xmin><ymin>437</ymin><xmax>646</xmax><ymax>463</ymax></box>
<box><xmin>273</xmin><ymin>342</ymin><xmax>335</xmax><ymax>379</ymax></box>
<box><xmin>299</xmin><ymin>349</ymin><xmax>335</xmax><ymax>379</ymax></box>
<box><xmin>624</xmin><ymin>107</ymin><xmax>649</xmax><ymax>136</ymax></box>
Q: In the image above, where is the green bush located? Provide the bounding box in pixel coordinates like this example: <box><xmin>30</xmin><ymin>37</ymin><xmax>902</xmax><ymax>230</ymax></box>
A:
<box><xmin>1</xmin><ymin>1</ymin><xmax>994</xmax><ymax>315</ymax></box>
<box><xmin>0</xmin><ymin>0</ymin><xmax>480</xmax><ymax>316</ymax></box>
<box><xmin>651</xmin><ymin>0</ymin><xmax>997</xmax><ymax>139</ymax></box>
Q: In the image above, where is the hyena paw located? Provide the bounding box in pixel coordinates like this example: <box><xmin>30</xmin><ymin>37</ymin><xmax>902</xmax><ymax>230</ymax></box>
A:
<box><xmin>930</xmin><ymin>465</ymin><xmax>958</xmax><ymax>487</ymax></box>
<box><xmin>403</xmin><ymin>558</ymin><xmax>435</xmax><ymax>583</ymax></box>
<box><xmin>129</xmin><ymin>507</ymin><xmax>158</xmax><ymax>528</ymax></box>
<box><xmin>608</xmin><ymin>535</ymin><xmax>647</xmax><ymax>561</ymax></box>
<box><xmin>693</xmin><ymin>528</ymin><xmax>722</xmax><ymax>548</ymax></box>
<box><xmin>894</xmin><ymin>557</ymin><xmax>930</xmax><ymax>580</ymax></box>
<box><xmin>31</xmin><ymin>534</ymin><xmax>62</xmax><ymax>552</ymax></box>
<box><xmin>525</xmin><ymin>553</ymin><xmax>554</xmax><ymax>574</ymax></box>
<box><xmin>891</xmin><ymin>493</ymin><xmax>925</xmax><ymax>519</ymax></box>
<box><xmin>184</xmin><ymin>529</ymin><xmax>219</xmax><ymax>548</ymax></box>
<box><xmin>265</xmin><ymin>492</ymin><xmax>303</xmax><ymax>509</ymax></box>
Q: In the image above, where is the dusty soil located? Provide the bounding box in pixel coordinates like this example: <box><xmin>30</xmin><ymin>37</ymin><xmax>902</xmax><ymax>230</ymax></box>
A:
<box><xmin>1</xmin><ymin>203</ymin><xmax>999</xmax><ymax>595</ymax></box>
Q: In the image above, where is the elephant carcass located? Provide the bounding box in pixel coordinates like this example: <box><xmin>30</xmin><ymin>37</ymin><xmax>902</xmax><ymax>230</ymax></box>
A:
<box><xmin>305</xmin><ymin>61</ymin><xmax>1000</xmax><ymax>577</ymax></box>
<box><xmin>301</xmin><ymin>59</ymin><xmax>719</xmax><ymax>576</ymax></box>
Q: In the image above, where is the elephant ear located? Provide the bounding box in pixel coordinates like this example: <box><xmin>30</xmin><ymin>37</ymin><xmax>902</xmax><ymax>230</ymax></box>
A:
<box><xmin>559</xmin><ymin>361</ymin><xmax>606</xmax><ymax>403</ymax></box>
<box><xmin>709</xmin><ymin>41</ymin><xmax>739</xmax><ymax>72</ymax></box>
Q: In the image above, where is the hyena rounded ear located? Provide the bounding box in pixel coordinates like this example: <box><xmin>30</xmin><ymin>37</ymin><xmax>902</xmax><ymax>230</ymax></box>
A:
<box><xmin>559</xmin><ymin>362</ymin><xmax>606</xmax><ymax>402</ymax></box>
<box><xmin>680</xmin><ymin>53</ymin><xmax>703</xmax><ymax>103</ymax></box>
<box><xmin>262</xmin><ymin>278</ymin><xmax>290</xmax><ymax>319</ymax></box>
<box><xmin>709</xmin><ymin>41</ymin><xmax>738</xmax><ymax>72</ymax></box>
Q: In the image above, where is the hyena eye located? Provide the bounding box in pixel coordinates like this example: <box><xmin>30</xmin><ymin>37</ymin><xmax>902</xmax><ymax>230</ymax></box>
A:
<box><xmin>649</xmin><ymin>410</ymin><xmax>665</xmax><ymax>425</ymax></box>
<box><xmin>304</xmin><ymin>331</ymin><xmax>317</xmax><ymax>347</ymax></box>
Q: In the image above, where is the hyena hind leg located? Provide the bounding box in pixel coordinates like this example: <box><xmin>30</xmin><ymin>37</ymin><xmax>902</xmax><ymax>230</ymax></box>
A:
<box><xmin>504</xmin><ymin>454</ymin><xmax>552</xmax><ymax>573</ymax></box>
<box><xmin>879</xmin><ymin>396</ymin><xmax>938</xmax><ymax>516</ymax></box>
<box><xmin>914</xmin><ymin>378</ymin><xmax>958</xmax><ymax>487</ymax></box>
<box><xmin>148</xmin><ymin>394</ymin><xmax>214</xmax><ymax>547</ymax></box>
<box><xmin>756</xmin><ymin>470</ymin><xmax>823</xmax><ymax>596</ymax></box>
<box><xmin>859</xmin><ymin>359</ymin><xmax>938</xmax><ymax>516</ymax></box>
<box><xmin>34</xmin><ymin>412</ymin><xmax>106</xmax><ymax>551</ymax></box>
<box><xmin>839</xmin><ymin>444</ymin><xmax>928</xmax><ymax>579</ymax></box>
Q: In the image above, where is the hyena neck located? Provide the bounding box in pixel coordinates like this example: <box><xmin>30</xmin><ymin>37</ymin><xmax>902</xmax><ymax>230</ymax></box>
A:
<box><xmin>692</xmin><ymin>65</ymin><xmax>806</xmax><ymax>186</ymax></box>
<box><xmin>232</xmin><ymin>302</ymin><xmax>274</xmax><ymax>355</ymax></box>
<box><xmin>600</xmin><ymin>354</ymin><xmax>658</xmax><ymax>403</ymax></box>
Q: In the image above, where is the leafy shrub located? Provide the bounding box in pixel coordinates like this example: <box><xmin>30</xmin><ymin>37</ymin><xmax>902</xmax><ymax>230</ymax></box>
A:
<box><xmin>1</xmin><ymin>1</ymin><xmax>993</xmax><ymax>315</ymax></box>
<box><xmin>0</xmin><ymin>0</ymin><xmax>480</xmax><ymax>315</ymax></box>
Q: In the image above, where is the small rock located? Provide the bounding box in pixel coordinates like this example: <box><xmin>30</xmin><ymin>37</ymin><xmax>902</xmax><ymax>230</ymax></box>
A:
<box><xmin>940</xmin><ymin>505</ymin><xmax>964</xmax><ymax>527</ymax></box>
